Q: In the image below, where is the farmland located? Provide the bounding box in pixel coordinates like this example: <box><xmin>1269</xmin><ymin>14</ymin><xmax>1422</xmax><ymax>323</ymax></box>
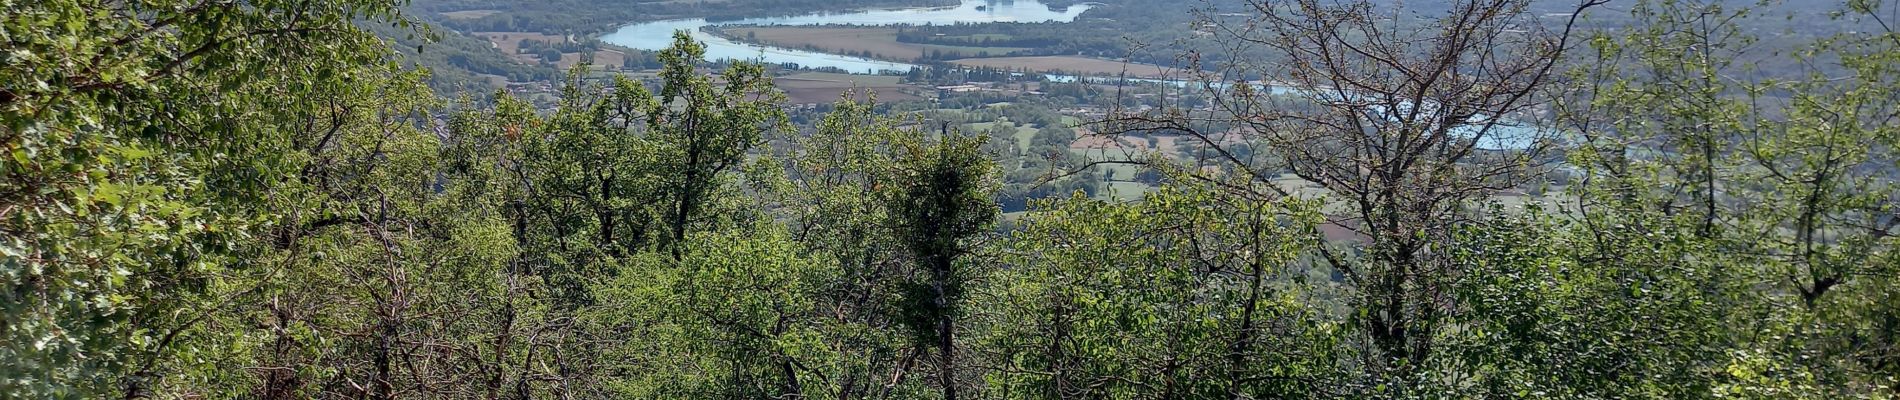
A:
<box><xmin>966</xmin><ymin>121</ymin><xmax>1040</xmax><ymax>151</ymax></box>
<box><xmin>775</xmin><ymin>72</ymin><xmax>923</xmax><ymax>103</ymax></box>
<box><xmin>717</xmin><ymin>26</ymin><xmax>1185</xmax><ymax>79</ymax></box>
<box><xmin>438</xmin><ymin>9</ymin><xmax>501</xmax><ymax>19</ymax></box>
<box><xmin>582</xmin><ymin>49</ymin><xmax>629</xmax><ymax>69</ymax></box>
<box><xmin>720</xmin><ymin>26</ymin><xmax>1029</xmax><ymax>61</ymax></box>
<box><xmin>950</xmin><ymin>56</ymin><xmax>1182</xmax><ymax>78</ymax></box>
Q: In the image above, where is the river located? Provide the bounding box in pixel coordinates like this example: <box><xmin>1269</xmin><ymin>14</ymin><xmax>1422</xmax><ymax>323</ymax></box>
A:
<box><xmin>599</xmin><ymin>0</ymin><xmax>1095</xmax><ymax>73</ymax></box>
<box><xmin>598</xmin><ymin>0</ymin><xmax>1543</xmax><ymax>150</ymax></box>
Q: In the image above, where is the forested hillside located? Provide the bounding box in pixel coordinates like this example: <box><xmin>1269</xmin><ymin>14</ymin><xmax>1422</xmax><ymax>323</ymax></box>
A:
<box><xmin>3</xmin><ymin>0</ymin><xmax>1898</xmax><ymax>399</ymax></box>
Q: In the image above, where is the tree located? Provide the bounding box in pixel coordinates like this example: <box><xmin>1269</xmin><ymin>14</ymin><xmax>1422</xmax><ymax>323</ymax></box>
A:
<box><xmin>1560</xmin><ymin>0</ymin><xmax>1900</xmax><ymax>394</ymax></box>
<box><xmin>1</xmin><ymin>0</ymin><xmax>410</xmax><ymax>396</ymax></box>
<box><xmin>891</xmin><ymin>130</ymin><xmax>998</xmax><ymax>400</ymax></box>
<box><xmin>767</xmin><ymin>93</ymin><xmax>944</xmax><ymax>399</ymax></box>
<box><xmin>590</xmin><ymin>92</ymin><xmax>956</xmax><ymax>399</ymax></box>
<box><xmin>650</xmin><ymin>31</ymin><xmax>788</xmax><ymax>258</ymax></box>
<box><xmin>976</xmin><ymin>175</ymin><xmax>1337</xmax><ymax>399</ymax></box>
<box><xmin>12</xmin><ymin>0</ymin><xmax>1900</xmax><ymax>397</ymax></box>
<box><xmin>1102</xmin><ymin>0</ymin><xmax>1605</xmax><ymax>388</ymax></box>
<box><xmin>241</xmin><ymin>70</ymin><xmax>543</xmax><ymax>400</ymax></box>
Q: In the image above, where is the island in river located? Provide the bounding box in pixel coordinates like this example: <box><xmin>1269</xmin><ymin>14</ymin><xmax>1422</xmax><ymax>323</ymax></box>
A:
<box><xmin>598</xmin><ymin>0</ymin><xmax>1177</xmax><ymax>77</ymax></box>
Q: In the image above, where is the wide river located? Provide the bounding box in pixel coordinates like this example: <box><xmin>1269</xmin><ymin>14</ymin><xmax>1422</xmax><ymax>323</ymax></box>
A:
<box><xmin>599</xmin><ymin>0</ymin><xmax>1095</xmax><ymax>73</ymax></box>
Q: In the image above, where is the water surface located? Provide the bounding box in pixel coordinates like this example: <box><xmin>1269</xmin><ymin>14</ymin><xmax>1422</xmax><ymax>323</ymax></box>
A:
<box><xmin>601</xmin><ymin>0</ymin><xmax>1096</xmax><ymax>73</ymax></box>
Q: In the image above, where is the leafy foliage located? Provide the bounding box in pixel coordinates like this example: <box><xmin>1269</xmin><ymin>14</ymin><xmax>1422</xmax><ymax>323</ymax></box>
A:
<box><xmin>7</xmin><ymin>0</ymin><xmax>1900</xmax><ymax>398</ymax></box>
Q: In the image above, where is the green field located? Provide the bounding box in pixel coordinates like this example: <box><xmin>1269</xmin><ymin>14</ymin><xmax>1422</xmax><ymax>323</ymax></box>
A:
<box><xmin>1011</xmin><ymin>127</ymin><xmax>1037</xmax><ymax>151</ymax></box>
<box><xmin>1102</xmin><ymin>181</ymin><xmax>1153</xmax><ymax>201</ymax></box>
<box><xmin>1081</xmin><ymin>158</ymin><xmax>1144</xmax><ymax>183</ymax></box>
<box><xmin>965</xmin><ymin>120</ymin><xmax>1046</xmax><ymax>152</ymax></box>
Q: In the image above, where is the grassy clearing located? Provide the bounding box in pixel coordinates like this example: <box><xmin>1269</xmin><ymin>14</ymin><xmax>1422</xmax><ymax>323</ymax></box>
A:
<box><xmin>549</xmin><ymin>52</ymin><xmax>623</xmax><ymax>71</ymax></box>
<box><xmin>965</xmin><ymin>121</ymin><xmax>1041</xmax><ymax>152</ymax></box>
<box><xmin>1072</xmin><ymin>157</ymin><xmax>1143</xmax><ymax>182</ymax></box>
<box><xmin>582</xmin><ymin>49</ymin><xmax>629</xmax><ymax>70</ymax></box>
<box><xmin>1152</xmin><ymin>136</ymin><xmax>1184</xmax><ymax>157</ymax></box>
<box><xmin>1070</xmin><ymin>134</ymin><xmax>1154</xmax><ymax>153</ymax></box>
<box><xmin>1102</xmin><ymin>181</ymin><xmax>1153</xmax><ymax>201</ymax></box>
<box><xmin>1001</xmin><ymin>211</ymin><xmax>1032</xmax><ymax>225</ymax></box>
<box><xmin>1010</xmin><ymin>127</ymin><xmax>1037</xmax><ymax>151</ymax></box>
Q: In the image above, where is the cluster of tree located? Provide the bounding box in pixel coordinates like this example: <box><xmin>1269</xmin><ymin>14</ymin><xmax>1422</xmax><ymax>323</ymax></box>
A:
<box><xmin>978</xmin><ymin>121</ymin><xmax>1102</xmax><ymax>213</ymax></box>
<box><xmin>511</xmin><ymin>38</ymin><xmax>589</xmax><ymax>63</ymax></box>
<box><xmin>1037</xmin><ymin>81</ymin><xmax>1104</xmax><ymax>102</ymax></box>
<box><xmin>936</xmin><ymin>92</ymin><xmax>1020</xmax><ymax>109</ymax></box>
<box><xmin>907</xmin><ymin>0</ymin><xmax>1887</xmax><ymax>80</ymax></box>
<box><xmin>395</xmin><ymin>28</ymin><xmax>658</xmax><ymax>96</ymax></box>
<box><xmin>877</xmin><ymin>102</ymin><xmax>1102</xmax><ymax>213</ymax></box>
<box><xmin>1089</xmin><ymin>0</ymin><xmax>1900</xmax><ymax>396</ymax></box>
<box><xmin>518</xmin><ymin>38</ymin><xmax>591</xmax><ymax>54</ymax></box>
<box><xmin>898</xmin><ymin>65</ymin><xmax>1045</xmax><ymax>89</ymax></box>
<box><xmin>896</xmin><ymin>63</ymin><xmax>1018</xmax><ymax>83</ymax></box>
<box><xmin>364</xmin><ymin>21</ymin><xmax>563</xmax><ymax>95</ymax></box>
<box><xmin>6</xmin><ymin>0</ymin><xmax>1900</xmax><ymax>399</ymax></box>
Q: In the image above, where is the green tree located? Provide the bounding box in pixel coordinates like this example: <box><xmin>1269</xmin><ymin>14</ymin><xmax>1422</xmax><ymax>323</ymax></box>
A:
<box><xmin>1</xmin><ymin>0</ymin><xmax>410</xmax><ymax>397</ymax></box>
<box><xmin>975</xmin><ymin>174</ymin><xmax>1338</xmax><ymax>399</ymax></box>
<box><xmin>769</xmin><ymin>93</ymin><xmax>936</xmax><ymax>398</ymax></box>
<box><xmin>650</xmin><ymin>31</ymin><xmax>788</xmax><ymax>257</ymax></box>
<box><xmin>1559</xmin><ymin>0</ymin><xmax>1900</xmax><ymax>395</ymax></box>
<box><xmin>1136</xmin><ymin>0</ymin><xmax>1607</xmax><ymax>390</ymax></box>
<box><xmin>891</xmin><ymin>131</ymin><xmax>999</xmax><ymax>400</ymax></box>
